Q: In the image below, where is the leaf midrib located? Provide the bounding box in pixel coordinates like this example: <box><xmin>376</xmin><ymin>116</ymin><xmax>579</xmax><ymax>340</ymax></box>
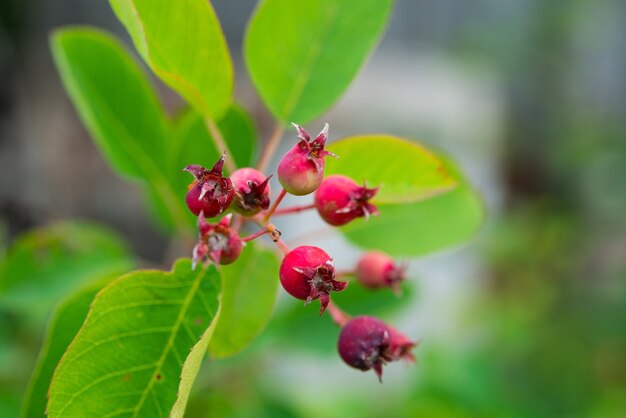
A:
<box><xmin>280</xmin><ymin>3</ymin><xmax>339</xmax><ymax>120</ymax></box>
<box><xmin>131</xmin><ymin>267</ymin><xmax>206</xmax><ymax>417</ymax></box>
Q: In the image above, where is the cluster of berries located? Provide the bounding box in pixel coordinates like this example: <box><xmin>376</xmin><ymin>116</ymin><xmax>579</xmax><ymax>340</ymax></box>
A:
<box><xmin>182</xmin><ymin>124</ymin><xmax>416</xmax><ymax>380</ymax></box>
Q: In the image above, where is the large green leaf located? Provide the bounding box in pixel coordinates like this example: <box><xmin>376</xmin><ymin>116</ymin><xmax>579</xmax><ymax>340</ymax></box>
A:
<box><xmin>0</xmin><ymin>222</ymin><xmax>134</xmax><ymax>320</ymax></box>
<box><xmin>51</xmin><ymin>28</ymin><xmax>190</xmax><ymax>234</ymax></box>
<box><xmin>245</xmin><ymin>0</ymin><xmax>392</xmax><ymax>123</ymax></box>
<box><xmin>209</xmin><ymin>243</ymin><xmax>280</xmax><ymax>358</ymax></box>
<box><xmin>51</xmin><ymin>28</ymin><xmax>167</xmax><ymax>180</ymax></box>
<box><xmin>22</xmin><ymin>279</ymin><xmax>109</xmax><ymax>418</ymax></box>
<box><xmin>110</xmin><ymin>0</ymin><xmax>233</xmax><ymax>120</ymax></box>
<box><xmin>339</xmin><ymin>157</ymin><xmax>485</xmax><ymax>256</ymax></box>
<box><xmin>47</xmin><ymin>259</ymin><xmax>221</xmax><ymax>418</ymax></box>
<box><xmin>326</xmin><ymin>135</ymin><xmax>457</xmax><ymax>204</ymax></box>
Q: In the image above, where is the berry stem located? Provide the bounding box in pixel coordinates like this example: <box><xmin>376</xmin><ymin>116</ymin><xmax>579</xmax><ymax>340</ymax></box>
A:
<box><xmin>241</xmin><ymin>228</ymin><xmax>270</xmax><ymax>243</ymax></box>
<box><xmin>264</xmin><ymin>188</ymin><xmax>288</xmax><ymax>222</ymax></box>
<box><xmin>256</xmin><ymin>122</ymin><xmax>285</xmax><ymax>172</ymax></box>
<box><xmin>274</xmin><ymin>238</ymin><xmax>291</xmax><ymax>255</ymax></box>
<box><xmin>231</xmin><ymin>214</ymin><xmax>244</xmax><ymax>231</ymax></box>
<box><xmin>271</xmin><ymin>203</ymin><xmax>316</xmax><ymax>216</ymax></box>
<box><xmin>327</xmin><ymin>301</ymin><xmax>351</xmax><ymax>327</ymax></box>
<box><xmin>205</xmin><ymin>118</ymin><xmax>236</xmax><ymax>174</ymax></box>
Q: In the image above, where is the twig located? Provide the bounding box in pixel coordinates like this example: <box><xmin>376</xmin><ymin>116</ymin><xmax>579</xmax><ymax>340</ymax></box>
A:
<box><xmin>205</xmin><ymin>118</ymin><xmax>236</xmax><ymax>173</ymax></box>
<box><xmin>256</xmin><ymin>122</ymin><xmax>285</xmax><ymax>172</ymax></box>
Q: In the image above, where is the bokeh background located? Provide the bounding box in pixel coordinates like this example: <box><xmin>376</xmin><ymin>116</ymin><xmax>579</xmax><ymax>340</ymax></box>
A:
<box><xmin>1</xmin><ymin>1</ymin><xmax>625</xmax><ymax>417</ymax></box>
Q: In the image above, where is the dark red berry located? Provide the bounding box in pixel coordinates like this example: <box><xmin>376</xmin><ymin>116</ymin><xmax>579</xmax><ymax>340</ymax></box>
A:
<box><xmin>314</xmin><ymin>175</ymin><xmax>379</xmax><ymax>226</ymax></box>
<box><xmin>192</xmin><ymin>213</ymin><xmax>242</xmax><ymax>268</ymax></box>
<box><xmin>230</xmin><ymin>168</ymin><xmax>272</xmax><ymax>216</ymax></box>
<box><xmin>183</xmin><ymin>153</ymin><xmax>235</xmax><ymax>218</ymax></box>
<box><xmin>338</xmin><ymin>316</ymin><xmax>392</xmax><ymax>381</ymax></box>
<box><xmin>338</xmin><ymin>316</ymin><xmax>416</xmax><ymax>382</ymax></box>
<box><xmin>279</xmin><ymin>245</ymin><xmax>347</xmax><ymax>315</ymax></box>
<box><xmin>277</xmin><ymin>123</ymin><xmax>337</xmax><ymax>196</ymax></box>
<box><xmin>356</xmin><ymin>251</ymin><xmax>407</xmax><ymax>293</ymax></box>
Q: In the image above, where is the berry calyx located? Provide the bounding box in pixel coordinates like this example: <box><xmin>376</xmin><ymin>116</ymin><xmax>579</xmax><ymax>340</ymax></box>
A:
<box><xmin>277</xmin><ymin>123</ymin><xmax>337</xmax><ymax>196</ymax></box>
<box><xmin>279</xmin><ymin>245</ymin><xmax>347</xmax><ymax>315</ymax></box>
<box><xmin>192</xmin><ymin>213</ymin><xmax>242</xmax><ymax>268</ymax></box>
<box><xmin>355</xmin><ymin>251</ymin><xmax>407</xmax><ymax>293</ymax></box>
<box><xmin>337</xmin><ymin>316</ymin><xmax>416</xmax><ymax>381</ymax></box>
<box><xmin>314</xmin><ymin>175</ymin><xmax>379</xmax><ymax>226</ymax></box>
<box><xmin>230</xmin><ymin>168</ymin><xmax>272</xmax><ymax>216</ymax></box>
<box><xmin>183</xmin><ymin>153</ymin><xmax>235</xmax><ymax>218</ymax></box>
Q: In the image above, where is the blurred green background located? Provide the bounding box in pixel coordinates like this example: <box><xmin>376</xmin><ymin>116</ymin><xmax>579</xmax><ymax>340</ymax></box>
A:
<box><xmin>1</xmin><ymin>1</ymin><xmax>625</xmax><ymax>417</ymax></box>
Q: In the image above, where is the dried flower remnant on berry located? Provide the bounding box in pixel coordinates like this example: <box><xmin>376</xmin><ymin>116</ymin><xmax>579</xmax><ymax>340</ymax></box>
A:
<box><xmin>277</xmin><ymin>123</ymin><xmax>338</xmax><ymax>196</ymax></box>
<box><xmin>279</xmin><ymin>245</ymin><xmax>348</xmax><ymax>315</ymax></box>
<box><xmin>230</xmin><ymin>168</ymin><xmax>272</xmax><ymax>216</ymax></box>
<box><xmin>192</xmin><ymin>213</ymin><xmax>242</xmax><ymax>269</ymax></box>
<box><xmin>183</xmin><ymin>153</ymin><xmax>235</xmax><ymax>218</ymax></box>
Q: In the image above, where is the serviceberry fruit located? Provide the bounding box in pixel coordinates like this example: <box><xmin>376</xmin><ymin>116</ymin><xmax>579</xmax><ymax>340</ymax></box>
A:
<box><xmin>183</xmin><ymin>153</ymin><xmax>235</xmax><ymax>218</ymax></box>
<box><xmin>277</xmin><ymin>123</ymin><xmax>337</xmax><ymax>196</ymax></box>
<box><xmin>230</xmin><ymin>167</ymin><xmax>272</xmax><ymax>216</ymax></box>
<box><xmin>356</xmin><ymin>251</ymin><xmax>407</xmax><ymax>293</ymax></box>
<box><xmin>314</xmin><ymin>174</ymin><xmax>379</xmax><ymax>226</ymax></box>
<box><xmin>338</xmin><ymin>316</ymin><xmax>416</xmax><ymax>381</ymax></box>
<box><xmin>192</xmin><ymin>213</ymin><xmax>242</xmax><ymax>268</ymax></box>
<box><xmin>279</xmin><ymin>245</ymin><xmax>348</xmax><ymax>315</ymax></box>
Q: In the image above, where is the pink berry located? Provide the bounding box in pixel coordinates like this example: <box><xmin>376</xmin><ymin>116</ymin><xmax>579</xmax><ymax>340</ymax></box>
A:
<box><xmin>277</xmin><ymin>123</ymin><xmax>337</xmax><ymax>196</ymax></box>
<box><xmin>183</xmin><ymin>153</ymin><xmax>235</xmax><ymax>218</ymax></box>
<box><xmin>356</xmin><ymin>251</ymin><xmax>407</xmax><ymax>293</ymax></box>
<box><xmin>279</xmin><ymin>245</ymin><xmax>348</xmax><ymax>315</ymax></box>
<box><xmin>338</xmin><ymin>316</ymin><xmax>416</xmax><ymax>381</ymax></box>
<box><xmin>230</xmin><ymin>168</ymin><xmax>272</xmax><ymax>216</ymax></box>
<box><xmin>314</xmin><ymin>175</ymin><xmax>379</xmax><ymax>226</ymax></box>
<box><xmin>192</xmin><ymin>213</ymin><xmax>242</xmax><ymax>268</ymax></box>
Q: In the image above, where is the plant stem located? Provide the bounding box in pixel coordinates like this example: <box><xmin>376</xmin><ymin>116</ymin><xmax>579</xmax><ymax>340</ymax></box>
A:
<box><xmin>241</xmin><ymin>228</ymin><xmax>270</xmax><ymax>243</ymax></box>
<box><xmin>264</xmin><ymin>188</ymin><xmax>287</xmax><ymax>222</ymax></box>
<box><xmin>205</xmin><ymin>118</ymin><xmax>236</xmax><ymax>173</ymax></box>
<box><xmin>271</xmin><ymin>203</ymin><xmax>316</xmax><ymax>216</ymax></box>
<box><xmin>274</xmin><ymin>238</ymin><xmax>291</xmax><ymax>255</ymax></box>
<box><xmin>256</xmin><ymin>122</ymin><xmax>285</xmax><ymax>172</ymax></box>
<box><xmin>327</xmin><ymin>301</ymin><xmax>351</xmax><ymax>327</ymax></box>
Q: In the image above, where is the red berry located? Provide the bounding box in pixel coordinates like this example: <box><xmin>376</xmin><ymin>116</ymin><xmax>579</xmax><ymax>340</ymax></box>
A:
<box><xmin>314</xmin><ymin>175</ymin><xmax>379</xmax><ymax>226</ymax></box>
<box><xmin>338</xmin><ymin>316</ymin><xmax>416</xmax><ymax>381</ymax></box>
<box><xmin>192</xmin><ymin>214</ymin><xmax>242</xmax><ymax>268</ymax></box>
<box><xmin>183</xmin><ymin>153</ymin><xmax>234</xmax><ymax>218</ymax></box>
<box><xmin>356</xmin><ymin>251</ymin><xmax>406</xmax><ymax>293</ymax></box>
<box><xmin>230</xmin><ymin>168</ymin><xmax>271</xmax><ymax>216</ymax></box>
<box><xmin>279</xmin><ymin>245</ymin><xmax>348</xmax><ymax>315</ymax></box>
<box><xmin>277</xmin><ymin>123</ymin><xmax>337</xmax><ymax>196</ymax></box>
<box><xmin>338</xmin><ymin>316</ymin><xmax>391</xmax><ymax>381</ymax></box>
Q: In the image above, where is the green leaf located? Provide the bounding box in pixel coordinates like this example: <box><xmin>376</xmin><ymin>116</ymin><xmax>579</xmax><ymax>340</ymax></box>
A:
<box><xmin>22</xmin><ymin>279</ymin><xmax>109</xmax><ymax>418</ymax></box>
<box><xmin>209</xmin><ymin>243</ymin><xmax>280</xmax><ymax>359</ymax></box>
<box><xmin>339</xmin><ymin>157</ymin><xmax>485</xmax><ymax>256</ymax></box>
<box><xmin>51</xmin><ymin>27</ymin><xmax>168</xmax><ymax>180</ymax></box>
<box><xmin>0</xmin><ymin>222</ymin><xmax>134</xmax><ymax>320</ymax></box>
<box><xmin>109</xmin><ymin>0</ymin><xmax>233</xmax><ymax>119</ymax></box>
<box><xmin>47</xmin><ymin>259</ymin><xmax>221</xmax><ymax>418</ymax></box>
<box><xmin>326</xmin><ymin>135</ymin><xmax>457</xmax><ymax>204</ymax></box>
<box><xmin>245</xmin><ymin>0</ymin><xmax>392</xmax><ymax>123</ymax></box>
<box><xmin>51</xmin><ymin>28</ymin><xmax>190</xmax><ymax>235</ymax></box>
